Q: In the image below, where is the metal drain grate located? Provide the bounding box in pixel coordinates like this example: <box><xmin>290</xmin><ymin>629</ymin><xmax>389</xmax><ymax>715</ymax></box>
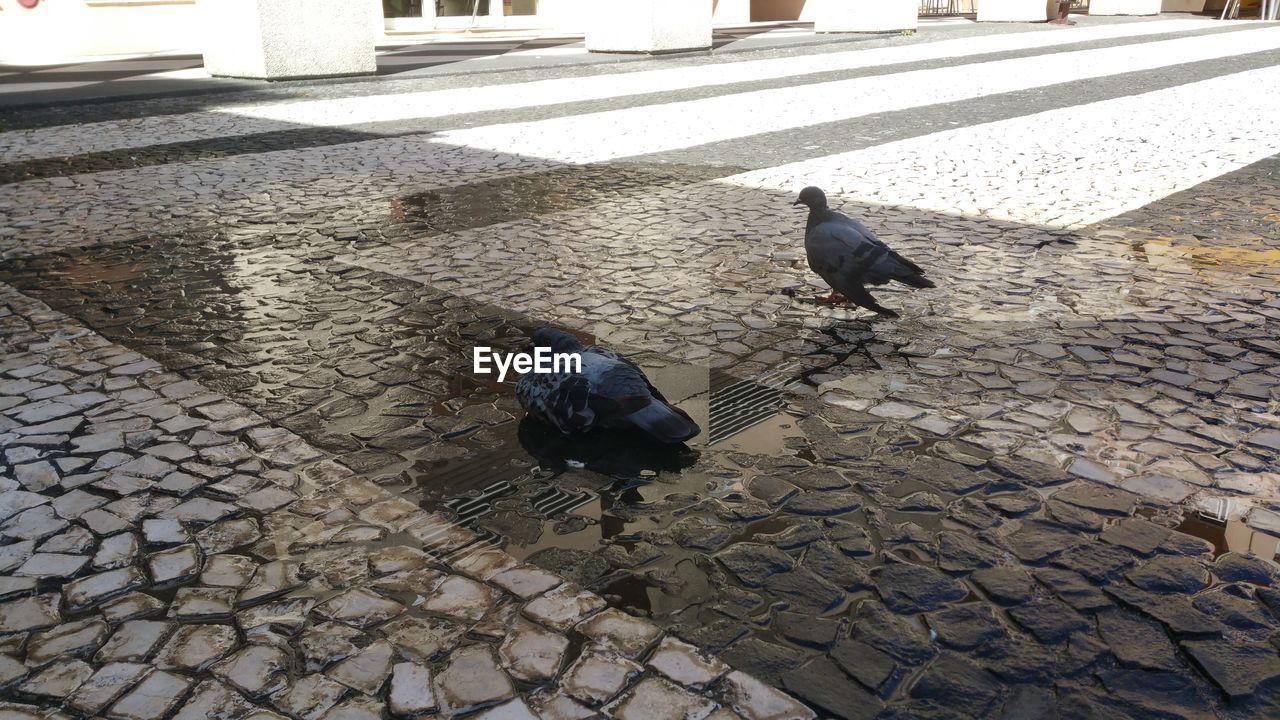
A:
<box><xmin>529</xmin><ymin>485</ymin><xmax>595</xmax><ymax>518</ymax></box>
<box><xmin>708</xmin><ymin>369</ymin><xmax>786</xmax><ymax>446</ymax></box>
<box><xmin>445</xmin><ymin>479</ymin><xmax>516</xmax><ymax>524</ymax></box>
<box><xmin>444</xmin><ymin>480</ymin><xmax>593</xmax><ymax>527</ymax></box>
<box><xmin>425</xmin><ymin>445</ymin><xmax>530</xmax><ymax>497</ymax></box>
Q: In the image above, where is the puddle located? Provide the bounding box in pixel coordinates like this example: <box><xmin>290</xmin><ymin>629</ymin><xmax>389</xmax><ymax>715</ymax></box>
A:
<box><xmin>1139</xmin><ymin>238</ymin><xmax>1280</xmax><ymax>269</ymax></box>
<box><xmin>709</xmin><ymin>372</ymin><xmax>787</xmax><ymax>446</ymax></box>
<box><xmin>1175</xmin><ymin>496</ymin><xmax>1280</xmax><ymax>562</ymax></box>
<box><xmin>380</xmin><ymin>162</ymin><xmax>740</xmax><ymax>237</ymax></box>
<box><xmin>15</xmin><ymin>222</ymin><xmax>1266</xmax><ymax>698</ymax></box>
<box><xmin>0</xmin><ymin>231</ymin><xmax>841</xmax><ymax>580</ymax></box>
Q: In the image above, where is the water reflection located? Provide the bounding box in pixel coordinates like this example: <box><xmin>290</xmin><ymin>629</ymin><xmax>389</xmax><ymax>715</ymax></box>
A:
<box><xmin>1178</xmin><ymin>496</ymin><xmax>1280</xmax><ymax>562</ymax></box>
<box><xmin>516</xmin><ymin>416</ymin><xmax>700</xmax><ymax>477</ymax></box>
<box><xmin>386</xmin><ymin>163</ymin><xmax>736</xmax><ymax>234</ymax></box>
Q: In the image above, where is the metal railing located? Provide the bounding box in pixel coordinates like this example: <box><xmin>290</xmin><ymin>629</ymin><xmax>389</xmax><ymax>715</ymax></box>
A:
<box><xmin>1221</xmin><ymin>0</ymin><xmax>1280</xmax><ymax>19</ymax></box>
<box><xmin>918</xmin><ymin>0</ymin><xmax>1089</xmax><ymax>13</ymax></box>
<box><xmin>918</xmin><ymin>0</ymin><xmax>970</xmax><ymax>15</ymax></box>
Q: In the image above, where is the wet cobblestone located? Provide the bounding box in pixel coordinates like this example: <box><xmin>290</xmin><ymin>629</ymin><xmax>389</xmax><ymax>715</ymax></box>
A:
<box><xmin>0</xmin><ymin>287</ymin><xmax>803</xmax><ymax>718</ymax></box>
<box><xmin>3</xmin><ymin>20</ymin><xmax>1280</xmax><ymax>720</ymax></box>
<box><xmin>6</xmin><ymin>198</ymin><xmax>1276</xmax><ymax>715</ymax></box>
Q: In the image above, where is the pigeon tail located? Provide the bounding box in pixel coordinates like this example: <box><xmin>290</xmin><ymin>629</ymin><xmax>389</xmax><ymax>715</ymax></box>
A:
<box><xmin>624</xmin><ymin>401</ymin><xmax>700</xmax><ymax>444</ymax></box>
<box><xmin>841</xmin><ymin>284</ymin><xmax>900</xmax><ymax>318</ymax></box>
<box><xmin>898</xmin><ymin>274</ymin><xmax>936</xmax><ymax>289</ymax></box>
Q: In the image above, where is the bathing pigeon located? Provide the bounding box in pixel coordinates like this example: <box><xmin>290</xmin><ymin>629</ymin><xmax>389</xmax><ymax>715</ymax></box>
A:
<box><xmin>516</xmin><ymin>327</ymin><xmax>700</xmax><ymax>444</ymax></box>
<box><xmin>794</xmin><ymin>186</ymin><xmax>934</xmax><ymax>317</ymax></box>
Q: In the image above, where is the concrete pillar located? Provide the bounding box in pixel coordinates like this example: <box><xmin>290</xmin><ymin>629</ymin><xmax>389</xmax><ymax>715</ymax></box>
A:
<box><xmin>369</xmin><ymin>0</ymin><xmax>388</xmax><ymax>39</ymax></box>
<box><xmin>1089</xmin><ymin>0</ymin><xmax>1162</xmax><ymax>14</ymax></box>
<box><xmin>815</xmin><ymin>0</ymin><xmax>919</xmax><ymax>32</ymax></box>
<box><xmin>200</xmin><ymin>0</ymin><xmax>377</xmax><ymax>80</ymax></box>
<box><xmin>713</xmin><ymin>0</ymin><xmax>752</xmax><ymax>25</ymax></box>
<box><xmin>586</xmin><ymin>0</ymin><xmax>713</xmax><ymax>54</ymax></box>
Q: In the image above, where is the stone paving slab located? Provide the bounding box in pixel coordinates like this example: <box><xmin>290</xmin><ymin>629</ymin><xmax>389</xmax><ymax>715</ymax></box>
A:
<box><xmin>0</xmin><ymin>15</ymin><xmax>1214</xmax><ymax>131</ymax></box>
<box><xmin>4</xmin><ymin>22</ymin><xmax>1278</xmax><ymax>260</ymax></box>
<box><xmin>726</xmin><ymin>58</ymin><xmax>1280</xmax><ymax>231</ymax></box>
<box><xmin>337</xmin><ymin>174</ymin><xmax>1279</xmax><ymax>510</ymax></box>
<box><xmin>431</xmin><ymin>28</ymin><xmax>1280</xmax><ymax>166</ymax></box>
<box><xmin>0</xmin><ymin>23</ymin><xmax>843</xmax><ymax>112</ymax></box>
<box><xmin>1</xmin><ymin>21</ymin><xmax>1279</xmax><ymax>720</ymax></box>
<box><xmin>5</xmin><ymin>211</ymin><xmax>1277</xmax><ymax>717</ymax></box>
<box><xmin>0</xmin><ymin>139</ymin><xmax>559</xmax><ymax>260</ymax></box>
<box><xmin>0</xmin><ymin>18</ymin><xmax>1234</xmax><ymax>166</ymax></box>
<box><xmin>0</xmin><ymin>285</ymin><xmax>810</xmax><ymax>719</ymax></box>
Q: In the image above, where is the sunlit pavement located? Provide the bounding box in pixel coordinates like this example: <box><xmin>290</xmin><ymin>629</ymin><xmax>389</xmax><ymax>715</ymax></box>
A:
<box><xmin>1</xmin><ymin>15</ymin><xmax>1279</xmax><ymax>720</ymax></box>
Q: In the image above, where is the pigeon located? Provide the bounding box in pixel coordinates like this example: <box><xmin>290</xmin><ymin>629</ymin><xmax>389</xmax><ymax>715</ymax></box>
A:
<box><xmin>515</xmin><ymin>327</ymin><xmax>700</xmax><ymax>444</ymax></box>
<box><xmin>793</xmin><ymin>186</ymin><xmax>934</xmax><ymax>317</ymax></box>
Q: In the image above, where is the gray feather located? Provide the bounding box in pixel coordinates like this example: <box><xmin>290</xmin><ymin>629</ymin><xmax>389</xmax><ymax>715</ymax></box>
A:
<box><xmin>516</xmin><ymin>328</ymin><xmax>699</xmax><ymax>443</ymax></box>
<box><xmin>795</xmin><ymin>186</ymin><xmax>934</xmax><ymax>315</ymax></box>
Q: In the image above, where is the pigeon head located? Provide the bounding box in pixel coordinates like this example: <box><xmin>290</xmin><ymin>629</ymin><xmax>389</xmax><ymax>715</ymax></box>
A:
<box><xmin>793</xmin><ymin>186</ymin><xmax>828</xmax><ymax>209</ymax></box>
<box><xmin>530</xmin><ymin>327</ymin><xmax>584</xmax><ymax>354</ymax></box>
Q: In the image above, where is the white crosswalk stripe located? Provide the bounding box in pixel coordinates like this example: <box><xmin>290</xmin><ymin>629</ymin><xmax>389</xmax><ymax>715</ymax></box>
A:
<box><xmin>0</xmin><ymin>18</ymin><xmax>1236</xmax><ymax>163</ymax></box>
<box><xmin>336</xmin><ymin>64</ymin><xmax>1280</xmax><ymax>339</ymax></box>
<box><xmin>2</xmin><ymin>20</ymin><xmax>1279</xmax><ymax>259</ymax></box>
<box><xmin>433</xmin><ymin>27</ymin><xmax>1280</xmax><ymax>164</ymax></box>
<box><xmin>726</xmin><ymin>63</ymin><xmax>1280</xmax><ymax>229</ymax></box>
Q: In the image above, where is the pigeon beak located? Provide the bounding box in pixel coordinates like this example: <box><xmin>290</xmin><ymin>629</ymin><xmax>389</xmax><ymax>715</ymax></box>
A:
<box><xmin>792</xmin><ymin>199</ymin><xmax>803</xmax><ymax>206</ymax></box>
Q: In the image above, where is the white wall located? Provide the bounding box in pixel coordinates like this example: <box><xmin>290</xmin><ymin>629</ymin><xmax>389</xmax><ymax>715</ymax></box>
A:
<box><xmin>586</xmin><ymin>0</ymin><xmax>713</xmax><ymax>52</ymax></box>
<box><xmin>714</xmin><ymin>0</ymin><xmax>753</xmax><ymax>24</ymax></box>
<box><xmin>538</xmin><ymin>0</ymin><xmax>590</xmax><ymax>30</ymax></box>
<box><xmin>0</xmin><ymin>0</ymin><xmax>202</xmax><ymax>63</ymax></box>
<box><xmin>201</xmin><ymin>0</ymin><xmax>377</xmax><ymax>79</ymax></box>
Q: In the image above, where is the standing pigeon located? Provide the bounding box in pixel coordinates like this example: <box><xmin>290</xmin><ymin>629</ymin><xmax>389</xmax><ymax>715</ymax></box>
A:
<box><xmin>793</xmin><ymin>186</ymin><xmax>934</xmax><ymax>317</ymax></box>
<box><xmin>516</xmin><ymin>328</ymin><xmax>700</xmax><ymax>444</ymax></box>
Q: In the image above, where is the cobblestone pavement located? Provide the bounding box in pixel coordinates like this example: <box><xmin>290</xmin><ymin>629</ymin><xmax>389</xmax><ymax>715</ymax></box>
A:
<box><xmin>2</xmin><ymin>15</ymin><xmax>1280</xmax><ymax>720</ymax></box>
<box><xmin>0</xmin><ymin>18</ymin><xmax>1230</xmax><ymax>165</ymax></box>
<box><xmin>0</xmin><ymin>22</ymin><xmax>832</xmax><ymax>110</ymax></box>
<box><xmin>0</xmin><ymin>287</ymin><xmax>807</xmax><ymax>719</ymax></box>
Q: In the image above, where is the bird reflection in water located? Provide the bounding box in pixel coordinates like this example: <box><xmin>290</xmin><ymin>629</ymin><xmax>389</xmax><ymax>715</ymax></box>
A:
<box><xmin>516</xmin><ymin>416</ymin><xmax>699</xmax><ymax>481</ymax></box>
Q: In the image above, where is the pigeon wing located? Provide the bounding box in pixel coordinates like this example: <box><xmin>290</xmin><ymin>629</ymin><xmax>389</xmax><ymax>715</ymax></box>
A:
<box><xmin>517</xmin><ymin>372</ymin><xmax>595</xmax><ymax>434</ymax></box>
<box><xmin>808</xmin><ymin>221</ymin><xmax>931</xmax><ymax>290</ymax></box>
<box><xmin>584</xmin><ymin>345</ymin><xmax>673</xmax><ymax>403</ymax></box>
<box><xmin>805</xmin><ymin>221</ymin><xmax>879</xmax><ymax>291</ymax></box>
<box><xmin>830</xmin><ymin>210</ymin><xmax>927</xmax><ymax>276</ymax></box>
<box><xmin>581</xmin><ymin>351</ymin><xmax>700</xmax><ymax>442</ymax></box>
